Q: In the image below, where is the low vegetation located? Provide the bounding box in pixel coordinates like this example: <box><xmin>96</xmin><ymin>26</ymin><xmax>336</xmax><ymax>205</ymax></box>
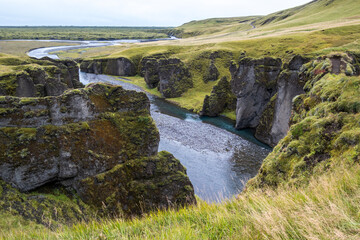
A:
<box><xmin>1</xmin><ymin>157</ymin><xmax>359</xmax><ymax>239</ymax></box>
<box><xmin>0</xmin><ymin>26</ymin><xmax>171</xmax><ymax>41</ymax></box>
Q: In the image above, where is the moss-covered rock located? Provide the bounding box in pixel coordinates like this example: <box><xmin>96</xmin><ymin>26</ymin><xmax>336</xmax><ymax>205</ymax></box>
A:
<box><xmin>0</xmin><ymin>83</ymin><xmax>159</xmax><ymax>192</ymax></box>
<box><xmin>0</xmin><ymin>180</ymin><xmax>94</xmax><ymax>228</ymax></box>
<box><xmin>140</xmin><ymin>55</ymin><xmax>161</xmax><ymax>88</ymax></box>
<box><xmin>203</xmin><ymin>61</ymin><xmax>220</xmax><ymax>83</ymax></box>
<box><xmin>78</xmin><ymin>151</ymin><xmax>196</xmax><ymax>217</ymax></box>
<box><xmin>0</xmin><ymin>57</ymin><xmax>83</xmax><ymax>97</ymax></box>
<box><xmin>141</xmin><ymin>56</ymin><xmax>193</xmax><ymax>98</ymax></box>
<box><xmin>200</xmin><ymin>76</ymin><xmax>236</xmax><ymax>116</ymax></box>
<box><xmin>248</xmin><ymin>57</ymin><xmax>360</xmax><ymax>189</ymax></box>
<box><xmin>80</xmin><ymin>57</ymin><xmax>136</xmax><ymax>76</ymax></box>
<box><xmin>0</xmin><ymin>82</ymin><xmax>196</xmax><ymax>221</ymax></box>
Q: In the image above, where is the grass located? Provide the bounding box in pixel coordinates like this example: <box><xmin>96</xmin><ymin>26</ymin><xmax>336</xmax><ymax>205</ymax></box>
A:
<box><xmin>254</xmin><ymin>0</ymin><xmax>360</xmax><ymax>30</ymax></box>
<box><xmin>175</xmin><ymin>16</ymin><xmax>259</xmax><ymax>38</ymax></box>
<box><xmin>174</xmin><ymin>0</ymin><xmax>360</xmax><ymax>40</ymax></box>
<box><xmin>1</xmin><ymin>161</ymin><xmax>359</xmax><ymax>239</ymax></box>
<box><xmin>0</xmin><ymin>40</ymin><xmax>77</xmax><ymax>56</ymax></box>
<box><xmin>0</xmin><ymin>26</ymin><xmax>171</xmax><ymax>41</ymax></box>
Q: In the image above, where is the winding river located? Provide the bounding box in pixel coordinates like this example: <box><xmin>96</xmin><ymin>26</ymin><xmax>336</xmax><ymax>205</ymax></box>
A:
<box><xmin>28</xmin><ymin>42</ymin><xmax>270</xmax><ymax>202</ymax></box>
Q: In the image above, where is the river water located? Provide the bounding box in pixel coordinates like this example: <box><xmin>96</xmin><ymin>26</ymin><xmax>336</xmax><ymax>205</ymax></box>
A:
<box><xmin>27</xmin><ymin>41</ymin><xmax>270</xmax><ymax>202</ymax></box>
<box><xmin>26</xmin><ymin>37</ymin><xmax>177</xmax><ymax>59</ymax></box>
<box><xmin>80</xmin><ymin>72</ymin><xmax>270</xmax><ymax>202</ymax></box>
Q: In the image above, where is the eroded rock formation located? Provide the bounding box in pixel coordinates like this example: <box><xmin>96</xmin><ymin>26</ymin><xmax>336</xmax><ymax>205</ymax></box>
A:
<box><xmin>230</xmin><ymin>57</ymin><xmax>282</xmax><ymax>129</ymax></box>
<box><xmin>200</xmin><ymin>76</ymin><xmax>236</xmax><ymax>116</ymax></box>
<box><xmin>255</xmin><ymin>55</ymin><xmax>308</xmax><ymax>146</ymax></box>
<box><xmin>141</xmin><ymin>56</ymin><xmax>193</xmax><ymax>98</ymax></box>
<box><xmin>0</xmin><ymin>83</ymin><xmax>195</xmax><ymax>217</ymax></box>
<box><xmin>0</xmin><ymin>58</ymin><xmax>82</xmax><ymax>97</ymax></box>
<box><xmin>80</xmin><ymin>57</ymin><xmax>136</xmax><ymax>76</ymax></box>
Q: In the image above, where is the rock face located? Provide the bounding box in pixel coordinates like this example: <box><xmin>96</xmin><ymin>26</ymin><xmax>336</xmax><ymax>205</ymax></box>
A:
<box><xmin>230</xmin><ymin>57</ymin><xmax>282</xmax><ymax>129</ymax></box>
<box><xmin>230</xmin><ymin>56</ymin><xmax>310</xmax><ymax>147</ymax></box>
<box><xmin>247</xmin><ymin>54</ymin><xmax>360</xmax><ymax>189</ymax></box>
<box><xmin>80</xmin><ymin>58</ymin><xmax>136</xmax><ymax>76</ymax></box>
<box><xmin>255</xmin><ymin>56</ymin><xmax>308</xmax><ymax>146</ymax></box>
<box><xmin>141</xmin><ymin>56</ymin><xmax>193</xmax><ymax>98</ymax></box>
<box><xmin>78</xmin><ymin>151</ymin><xmax>196</xmax><ymax>216</ymax></box>
<box><xmin>0</xmin><ymin>83</ymin><xmax>195</xmax><ymax>216</ymax></box>
<box><xmin>200</xmin><ymin>76</ymin><xmax>236</xmax><ymax>116</ymax></box>
<box><xmin>141</xmin><ymin>56</ymin><xmax>160</xmax><ymax>88</ymax></box>
<box><xmin>0</xmin><ymin>58</ymin><xmax>82</xmax><ymax>97</ymax></box>
<box><xmin>203</xmin><ymin>61</ymin><xmax>220</xmax><ymax>82</ymax></box>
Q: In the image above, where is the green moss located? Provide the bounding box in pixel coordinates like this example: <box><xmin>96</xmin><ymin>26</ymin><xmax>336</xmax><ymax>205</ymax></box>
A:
<box><xmin>19</xmin><ymin>98</ymin><xmax>38</xmax><ymax>106</ymax></box>
<box><xmin>0</xmin><ymin>180</ymin><xmax>95</xmax><ymax>228</ymax></box>
<box><xmin>248</xmin><ymin>71</ymin><xmax>360</xmax><ymax>189</ymax></box>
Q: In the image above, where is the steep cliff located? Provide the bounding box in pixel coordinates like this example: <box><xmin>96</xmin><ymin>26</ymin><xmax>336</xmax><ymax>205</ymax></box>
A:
<box><xmin>80</xmin><ymin>57</ymin><xmax>136</xmax><ymax>76</ymax></box>
<box><xmin>141</xmin><ymin>56</ymin><xmax>193</xmax><ymax>98</ymax></box>
<box><xmin>255</xmin><ymin>55</ymin><xmax>309</xmax><ymax>146</ymax></box>
<box><xmin>0</xmin><ymin>56</ymin><xmax>82</xmax><ymax>97</ymax></box>
<box><xmin>229</xmin><ymin>55</ymin><xmax>310</xmax><ymax>147</ymax></box>
<box><xmin>248</xmin><ymin>54</ymin><xmax>360</xmax><ymax>188</ymax></box>
<box><xmin>0</xmin><ymin>83</ymin><xmax>195</xmax><ymax>219</ymax></box>
<box><xmin>230</xmin><ymin>57</ymin><xmax>282</xmax><ymax>129</ymax></box>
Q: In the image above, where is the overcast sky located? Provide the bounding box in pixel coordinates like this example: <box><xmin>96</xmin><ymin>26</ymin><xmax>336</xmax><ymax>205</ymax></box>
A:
<box><xmin>0</xmin><ymin>0</ymin><xmax>312</xmax><ymax>27</ymax></box>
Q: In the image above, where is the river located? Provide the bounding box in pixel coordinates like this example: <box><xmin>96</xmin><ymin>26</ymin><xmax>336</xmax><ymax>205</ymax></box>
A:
<box><xmin>26</xmin><ymin>37</ymin><xmax>177</xmax><ymax>59</ymax></box>
<box><xmin>80</xmin><ymin>72</ymin><xmax>270</xmax><ymax>202</ymax></box>
<box><xmin>28</xmin><ymin>41</ymin><xmax>271</xmax><ymax>202</ymax></box>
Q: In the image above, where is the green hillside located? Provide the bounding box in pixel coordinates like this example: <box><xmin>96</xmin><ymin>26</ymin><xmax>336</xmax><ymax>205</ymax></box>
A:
<box><xmin>254</xmin><ymin>0</ymin><xmax>360</xmax><ymax>29</ymax></box>
<box><xmin>176</xmin><ymin>0</ymin><xmax>360</xmax><ymax>38</ymax></box>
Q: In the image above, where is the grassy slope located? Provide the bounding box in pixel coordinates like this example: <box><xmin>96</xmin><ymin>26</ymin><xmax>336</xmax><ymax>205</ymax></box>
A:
<box><xmin>175</xmin><ymin>0</ymin><xmax>360</xmax><ymax>40</ymax></box>
<box><xmin>175</xmin><ymin>16</ymin><xmax>259</xmax><ymax>38</ymax></box>
<box><xmin>254</xmin><ymin>0</ymin><xmax>360</xmax><ymax>30</ymax></box>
